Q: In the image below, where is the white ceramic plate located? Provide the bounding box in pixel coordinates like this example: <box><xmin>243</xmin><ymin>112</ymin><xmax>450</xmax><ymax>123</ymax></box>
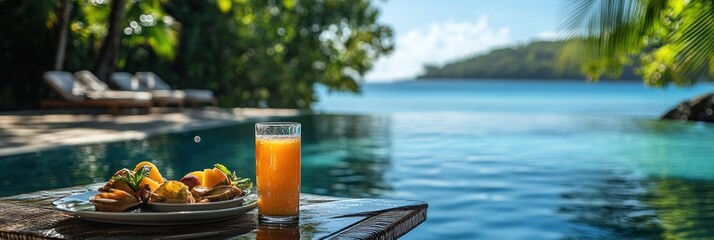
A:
<box><xmin>53</xmin><ymin>190</ymin><xmax>257</xmax><ymax>226</ymax></box>
<box><xmin>147</xmin><ymin>190</ymin><xmax>250</xmax><ymax>212</ymax></box>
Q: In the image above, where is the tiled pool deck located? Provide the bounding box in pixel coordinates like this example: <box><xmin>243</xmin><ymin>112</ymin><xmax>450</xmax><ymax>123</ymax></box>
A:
<box><xmin>0</xmin><ymin>108</ymin><xmax>303</xmax><ymax>157</ymax></box>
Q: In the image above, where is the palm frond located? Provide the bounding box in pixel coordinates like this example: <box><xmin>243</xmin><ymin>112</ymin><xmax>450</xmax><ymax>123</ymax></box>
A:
<box><xmin>560</xmin><ymin>0</ymin><xmax>647</xmax><ymax>78</ymax></box>
<box><xmin>561</xmin><ymin>0</ymin><xmax>598</xmax><ymax>38</ymax></box>
<box><xmin>560</xmin><ymin>0</ymin><xmax>714</xmax><ymax>85</ymax></box>
<box><xmin>641</xmin><ymin>0</ymin><xmax>668</xmax><ymax>36</ymax></box>
<box><xmin>676</xmin><ymin>0</ymin><xmax>714</xmax><ymax>81</ymax></box>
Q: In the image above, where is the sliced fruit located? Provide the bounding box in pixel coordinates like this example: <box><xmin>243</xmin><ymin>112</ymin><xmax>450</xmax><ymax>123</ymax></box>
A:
<box><xmin>202</xmin><ymin>168</ymin><xmax>228</xmax><ymax>188</ymax></box>
<box><xmin>133</xmin><ymin>161</ymin><xmax>165</xmax><ymax>184</ymax></box>
<box><xmin>140</xmin><ymin>177</ymin><xmax>160</xmax><ymax>192</ymax></box>
<box><xmin>187</xmin><ymin>171</ymin><xmax>204</xmax><ymax>184</ymax></box>
<box><xmin>211</xmin><ymin>168</ymin><xmax>230</xmax><ymax>186</ymax></box>
<box><xmin>180</xmin><ymin>174</ymin><xmax>201</xmax><ymax>190</ymax></box>
<box><xmin>202</xmin><ymin>169</ymin><xmax>212</xmax><ymax>187</ymax></box>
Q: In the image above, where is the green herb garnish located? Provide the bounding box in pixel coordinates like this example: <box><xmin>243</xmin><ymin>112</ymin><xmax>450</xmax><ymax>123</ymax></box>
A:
<box><xmin>112</xmin><ymin>165</ymin><xmax>150</xmax><ymax>191</ymax></box>
<box><xmin>233</xmin><ymin>178</ymin><xmax>253</xmax><ymax>190</ymax></box>
<box><xmin>214</xmin><ymin>163</ymin><xmax>253</xmax><ymax>190</ymax></box>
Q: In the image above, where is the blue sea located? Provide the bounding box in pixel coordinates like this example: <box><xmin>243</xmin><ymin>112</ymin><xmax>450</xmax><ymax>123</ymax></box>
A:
<box><xmin>2</xmin><ymin>79</ymin><xmax>714</xmax><ymax>239</ymax></box>
<box><xmin>315</xmin><ymin>79</ymin><xmax>714</xmax><ymax>239</ymax></box>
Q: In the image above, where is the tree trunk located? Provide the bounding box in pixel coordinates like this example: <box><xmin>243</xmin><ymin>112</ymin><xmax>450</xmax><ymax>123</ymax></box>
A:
<box><xmin>94</xmin><ymin>0</ymin><xmax>126</xmax><ymax>81</ymax></box>
<box><xmin>54</xmin><ymin>0</ymin><xmax>72</xmax><ymax>70</ymax></box>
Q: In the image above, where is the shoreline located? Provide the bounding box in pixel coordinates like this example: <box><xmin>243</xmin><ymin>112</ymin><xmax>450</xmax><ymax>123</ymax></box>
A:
<box><xmin>0</xmin><ymin>107</ymin><xmax>305</xmax><ymax>157</ymax></box>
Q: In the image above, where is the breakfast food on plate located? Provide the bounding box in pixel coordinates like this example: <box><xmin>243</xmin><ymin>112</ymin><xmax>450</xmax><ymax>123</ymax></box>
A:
<box><xmin>91</xmin><ymin>162</ymin><xmax>252</xmax><ymax>212</ymax></box>
<box><xmin>179</xmin><ymin>174</ymin><xmax>201</xmax><ymax>190</ymax></box>
<box><xmin>90</xmin><ymin>188</ymin><xmax>141</xmax><ymax>212</ymax></box>
<box><xmin>149</xmin><ymin>181</ymin><xmax>195</xmax><ymax>203</ymax></box>
<box><xmin>133</xmin><ymin>161</ymin><xmax>165</xmax><ymax>184</ymax></box>
<box><xmin>192</xmin><ymin>185</ymin><xmax>243</xmax><ymax>203</ymax></box>
<box><xmin>96</xmin><ymin>166</ymin><xmax>153</xmax><ymax>207</ymax></box>
<box><xmin>203</xmin><ymin>168</ymin><xmax>229</xmax><ymax>188</ymax></box>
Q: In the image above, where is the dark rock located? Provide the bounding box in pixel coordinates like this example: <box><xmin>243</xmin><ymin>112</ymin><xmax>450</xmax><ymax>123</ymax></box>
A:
<box><xmin>661</xmin><ymin>93</ymin><xmax>714</xmax><ymax>123</ymax></box>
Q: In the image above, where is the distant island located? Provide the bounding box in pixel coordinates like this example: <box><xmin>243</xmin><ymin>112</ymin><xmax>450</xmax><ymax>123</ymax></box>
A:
<box><xmin>418</xmin><ymin>41</ymin><xmax>640</xmax><ymax>81</ymax></box>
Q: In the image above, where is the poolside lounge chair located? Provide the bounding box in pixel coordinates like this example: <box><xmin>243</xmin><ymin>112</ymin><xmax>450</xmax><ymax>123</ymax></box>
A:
<box><xmin>109</xmin><ymin>72</ymin><xmax>186</xmax><ymax>107</ymax></box>
<box><xmin>42</xmin><ymin>71</ymin><xmax>152</xmax><ymax>113</ymax></box>
<box><xmin>134</xmin><ymin>72</ymin><xmax>216</xmax><ymax>107</ymax></box>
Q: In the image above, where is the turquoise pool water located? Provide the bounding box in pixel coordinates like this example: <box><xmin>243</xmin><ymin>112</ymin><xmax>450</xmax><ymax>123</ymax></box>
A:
<box><xmin>3</xmin><ymin>80</ymin><xmax>714</xmax><ymax>239</ymax></box>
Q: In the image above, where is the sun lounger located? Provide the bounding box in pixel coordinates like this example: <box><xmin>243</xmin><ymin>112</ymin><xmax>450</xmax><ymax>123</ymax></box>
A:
<box><xmin>42</xmin><ymin>71</ymin><xmax>153</xmax><ymax>113</ymax></box>
<box><xmin>134</xmin><ymin>72</ymin><xmax>216</xmax><ymax>107</ymax></box>
<box><xmin>109</xmin><ymin>72</ymin><xmax>186</xmax><ymax>107</ymax></box>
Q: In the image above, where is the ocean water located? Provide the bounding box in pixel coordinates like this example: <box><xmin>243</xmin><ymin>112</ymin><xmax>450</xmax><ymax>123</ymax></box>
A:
<box><xmin>2</xmin><ymin>79</ymin><xmax>714</xmax><ymax>239</ymax></box>
<box><xmin>315</xmin><ymin>79</ymin><xmax>714</xmax><ymax>239</ymax></box>
<box><xmin>315</xmin><ymin>79</ymin><xmax>713</xmax><ymax>116</ymax></box>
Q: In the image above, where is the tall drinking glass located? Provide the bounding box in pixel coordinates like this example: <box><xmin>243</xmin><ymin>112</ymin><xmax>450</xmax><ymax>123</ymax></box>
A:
<box><xmin>255</xmin><ymin>122</ymin><xmax>301</xmax><ymax>225</ymax></box>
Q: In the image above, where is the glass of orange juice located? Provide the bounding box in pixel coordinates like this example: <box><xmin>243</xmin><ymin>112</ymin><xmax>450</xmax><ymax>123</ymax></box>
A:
<box><xmin>255</xmin><ymin>122</ymin><xmax>301</xmax><ymax>225</ymax></box>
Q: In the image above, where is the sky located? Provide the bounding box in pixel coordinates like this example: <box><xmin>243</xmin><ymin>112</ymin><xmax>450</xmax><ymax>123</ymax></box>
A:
<box><xmin>365</xmin><ymin>0</ymin><xmax>564</xmax><ymax>82</ymax></box>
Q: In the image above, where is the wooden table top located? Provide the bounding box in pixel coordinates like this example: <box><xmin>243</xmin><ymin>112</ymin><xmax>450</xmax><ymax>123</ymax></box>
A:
<box><xmin>0</xmin><ymin>184</ymin><xmax>428</xmax><ymax>239</ymax></box>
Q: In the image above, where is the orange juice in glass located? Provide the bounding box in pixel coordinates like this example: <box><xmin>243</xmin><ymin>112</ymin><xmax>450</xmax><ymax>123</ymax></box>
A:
<box><xmin>255</xmin><ymin>122</ymin><xmax>301</xmax><ymax>225</ymax></box>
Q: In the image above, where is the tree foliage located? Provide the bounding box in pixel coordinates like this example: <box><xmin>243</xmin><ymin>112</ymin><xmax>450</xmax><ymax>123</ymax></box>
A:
<box><xmin>0</xmin><ymin>0</ymin><xmax>393</xmax><ymax>110</ymax></box>
<box><xmin>159</xmin><ymin>0</ymin><xmax>393</xmax><ymax>108</ymax></box>
<box><xmin>560</xmin><ymin>0</ymin><xmax>714</xmax><ymax>87</ymax></box>
<box><xmin>0</xmin><ymin>1</ymin><xmax>58</xmax><ymax>109</ymax></box>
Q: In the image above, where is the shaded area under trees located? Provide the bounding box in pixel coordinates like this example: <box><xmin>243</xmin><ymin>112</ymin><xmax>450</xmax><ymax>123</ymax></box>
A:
<box><xmin>0</xmin><ymin>0</ymin><xmax>393</xmax><ymax>110</ymax></box>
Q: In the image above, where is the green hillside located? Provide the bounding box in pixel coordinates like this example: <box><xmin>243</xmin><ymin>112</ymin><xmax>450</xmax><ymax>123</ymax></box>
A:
<box><xmin>418</xmin><ymin>41</ymin><xmax>639</xmax><ymax>80</ymax></box>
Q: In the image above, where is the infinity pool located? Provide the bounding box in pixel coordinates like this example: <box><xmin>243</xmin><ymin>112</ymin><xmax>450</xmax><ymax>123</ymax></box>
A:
<box><xmin>3</xmin><ymin>113</ymin><xmax>714</xmax><ymax>239</ymax></box>
<box><xmin>3</xmin><ymin>80</ymin><xmax>714</xmax><ymax>239</ymax></box>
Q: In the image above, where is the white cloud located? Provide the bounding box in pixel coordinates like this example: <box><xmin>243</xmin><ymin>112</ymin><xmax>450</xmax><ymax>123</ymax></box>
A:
<box><xmin>365</xmin><ymin>16</ymin><xmax>512</xmax><ymax>82</ymax></box>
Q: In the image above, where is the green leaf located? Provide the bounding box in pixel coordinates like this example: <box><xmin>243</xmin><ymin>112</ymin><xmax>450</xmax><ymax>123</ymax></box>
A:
<box><xmin>134</xmin><ymin>165</ymin><xmax>151</xmax><ymax>180</ymax></box>
<box><xmin>561</xmin><ymin>0</ymin><xmax>714</xmax><ymax>86</ymax></box>
<box><xmin>234</xmin><ymin>178</ymin><xmax>253</xmax><ymax>190</ymax></box>
<box><xmin>111</xmin><ymin>165</ymin><xmax>151</xmax><ymax>191</ymax></box>
<box><xmin>214</xmin><ymin>163</ymin><xmax>253</xmax><ymax>190</ymax></box>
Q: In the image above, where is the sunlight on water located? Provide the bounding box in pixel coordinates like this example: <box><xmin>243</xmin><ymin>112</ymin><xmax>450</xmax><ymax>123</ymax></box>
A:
<box><xmin>1</xmin><ymin>80</ymin><xmax>714</xmax><ymax>239</ymax></box>
<box><xmin>379</xmin><ymin>111</ymin><xmax>714</xmax><ymax>239</ymax></box>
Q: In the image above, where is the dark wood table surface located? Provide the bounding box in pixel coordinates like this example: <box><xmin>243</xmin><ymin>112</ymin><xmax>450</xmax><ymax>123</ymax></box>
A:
<box><xmin>0</xmin><ymin>184</ymin><xmax>428</xmax><ymax>239</ymax></box>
